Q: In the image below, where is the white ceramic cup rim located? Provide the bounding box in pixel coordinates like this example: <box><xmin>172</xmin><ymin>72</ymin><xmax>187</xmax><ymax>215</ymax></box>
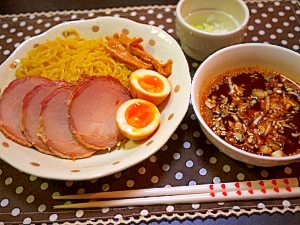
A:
<box><xmin>176</xmin><ymin>0</ymin><xmax>250</xmax><ymax>37</ymax></box>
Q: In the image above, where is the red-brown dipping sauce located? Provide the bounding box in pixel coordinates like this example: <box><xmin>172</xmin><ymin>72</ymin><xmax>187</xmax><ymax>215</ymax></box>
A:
<box><xmin>200</xmin><ymin>67</ymin><xmax>300</xmax><ymax>157</ymax></box>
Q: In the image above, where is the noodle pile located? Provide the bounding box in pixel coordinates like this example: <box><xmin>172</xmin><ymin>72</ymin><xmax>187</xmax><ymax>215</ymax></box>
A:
<box><xmin>16</xmin><ymin>29</ymin><xmax>132</xmax><ymax>87</ymax></box>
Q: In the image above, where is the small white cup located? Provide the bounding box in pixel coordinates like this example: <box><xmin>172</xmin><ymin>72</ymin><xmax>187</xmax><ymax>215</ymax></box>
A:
<box><xmin>175</xmin><ymin>0</ymin><xmax>250</xmax><ymax>61</ymax></box>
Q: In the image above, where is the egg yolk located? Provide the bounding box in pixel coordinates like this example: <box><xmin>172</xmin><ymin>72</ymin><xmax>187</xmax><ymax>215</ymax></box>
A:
<box><xmin>125</xmin><ymin>101</ymin><xmax>156</xmax><ymax>128</ymax></box>
<box><xmin>138</xmin><ymin>75</ymin><xmax>164</xmax><ymax>93</ymax></box>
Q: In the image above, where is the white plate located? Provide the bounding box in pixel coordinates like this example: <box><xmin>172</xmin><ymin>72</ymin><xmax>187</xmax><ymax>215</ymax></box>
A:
<box><xmin>0</xmin><ymin>17</ymin><xmax>191</xmax><ymax>180</ymax></box>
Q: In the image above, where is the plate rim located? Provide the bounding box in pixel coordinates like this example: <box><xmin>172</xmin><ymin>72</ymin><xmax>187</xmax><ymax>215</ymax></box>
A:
<box><xmin>0</xmin><ymin>16</ymin><xmax>191</xmax><ymax>180</ymax></box>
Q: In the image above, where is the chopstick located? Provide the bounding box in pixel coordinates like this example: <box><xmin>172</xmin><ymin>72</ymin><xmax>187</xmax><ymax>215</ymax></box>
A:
<box><xmin>54</xmin><ymin>178</ymin><xmax>297</xmax><ymax>200</ymax></box>
<box><xmin>53</xmin><ymin>178</ymin><xmax>299</xmax><ymax>209</ymax></box>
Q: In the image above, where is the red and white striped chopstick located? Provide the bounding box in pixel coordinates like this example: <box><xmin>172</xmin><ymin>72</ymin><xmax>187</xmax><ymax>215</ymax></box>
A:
<box><xmin>53</xmin><ymin>178</ymin><xmax>299</xmax><ymax>209</ymax></box>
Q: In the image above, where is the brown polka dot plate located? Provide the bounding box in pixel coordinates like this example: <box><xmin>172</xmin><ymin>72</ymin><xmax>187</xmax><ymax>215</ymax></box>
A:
<box><xmin>0</xmin><ymin>17</ymin><xmax>191</xmax><ymax>180</ymax></box>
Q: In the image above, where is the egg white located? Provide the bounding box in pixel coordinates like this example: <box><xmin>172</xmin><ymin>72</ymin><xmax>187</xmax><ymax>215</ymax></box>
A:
<box><xmin>116</xmin><ymin>99</ymin><xmax>161</xmax><ymax>141</ymax></box>
<box><xmin>129</xmin><ymin>69</ymin><xmax>171</xmax><ymax>106</ymax></box>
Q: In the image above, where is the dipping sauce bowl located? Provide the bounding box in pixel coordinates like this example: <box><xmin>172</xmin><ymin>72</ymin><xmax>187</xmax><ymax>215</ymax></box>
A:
<box><xmin>191</xmin><ymin>43</ymin><xmax>300</xmax><ymax>167</ymax></box>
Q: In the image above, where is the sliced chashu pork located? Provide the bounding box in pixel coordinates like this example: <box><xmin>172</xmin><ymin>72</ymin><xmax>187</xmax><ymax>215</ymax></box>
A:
<box><xmin>68</xmin><ymin>76</ymin><xmax>132</xmax><ymax>150</ymax></box>
<box><xmin>0</xmin><ymin>77</ymin><xmax>52</xmax><ymax>146</ymax></box>
<box><xmin>39</xmin><ymin>85</ymin><xmax>96</xmax><ymax>160</ymax></box>
<box><xmin>20</xmin><ymin>82</ymin><xmax>63</xmax><ymax>155</ymax></box>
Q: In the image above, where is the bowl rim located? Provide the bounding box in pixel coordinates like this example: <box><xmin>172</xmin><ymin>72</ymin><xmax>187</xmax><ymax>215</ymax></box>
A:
<box><xmin>191</xmin><ymin>43</ymin><xmax>300</xmax><ymax>162</ymax></box>
<box><xmin>0</xmin><ymin>16</ymin><xmax>192</xmax><ymax>180</ymax></box>
<box><xmin>175</xmin><ymin>0</ymin><xmax>250</xmax><ymax>37</ymax></box>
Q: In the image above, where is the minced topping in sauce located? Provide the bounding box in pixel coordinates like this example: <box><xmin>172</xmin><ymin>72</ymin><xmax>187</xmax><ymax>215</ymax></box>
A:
<box><xmin>200</xmin><ymin>67</ymin><xmax>300</xmax><ymax>157</ymax></box>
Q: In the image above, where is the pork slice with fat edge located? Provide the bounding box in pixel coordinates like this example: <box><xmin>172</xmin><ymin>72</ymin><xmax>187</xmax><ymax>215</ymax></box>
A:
<box><xmin>21</xmin><ymin>81</ymin><xmax>65</xmax><ymax>155</ymax></box>
<box><xmin>68</xmin><ymin>76</ymin><xmax>132</xmax><ymax>150</ymax></box>
<box><xmin>39</xmin><ymin>85</ymin><xmax>97</xmax><ymax>159</ymax></box>
<box><xmin>0</xmin><ymin>77</ymin><xmax>52</xmax><ymax>146</ymax></box>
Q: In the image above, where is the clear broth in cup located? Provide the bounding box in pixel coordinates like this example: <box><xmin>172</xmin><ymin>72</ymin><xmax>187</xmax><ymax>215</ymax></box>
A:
<box><xmin>185</xmin><ymin>9</ymin><xmax>239</xmax><ymax>33</ymax></box>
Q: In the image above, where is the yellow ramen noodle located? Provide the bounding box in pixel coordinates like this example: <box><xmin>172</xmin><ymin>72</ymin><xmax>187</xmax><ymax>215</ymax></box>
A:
<box><xmin>16</xmin><ymin>29</ymin><xmax>132</xmax><ymax>87</ymax></box>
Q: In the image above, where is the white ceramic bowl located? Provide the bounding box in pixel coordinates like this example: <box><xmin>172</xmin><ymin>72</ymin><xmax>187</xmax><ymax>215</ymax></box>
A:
<box><xmin>0</xmin><ymin>17</ymin><xmax>191</xmax><ymax>180</ymax></box>
<box><xmin>175</xmin><ymin>0</ymin><xmax>249</xmax><ymax>61</ymax></box>
<box><xmin>191</xmin><ymin>43</ymin><xmax>300</xmax><ymax>167</ymax></box>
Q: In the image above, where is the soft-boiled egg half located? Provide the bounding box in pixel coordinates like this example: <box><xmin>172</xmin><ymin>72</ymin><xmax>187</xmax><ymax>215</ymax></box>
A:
<box><xmin>116</xmin><ymin>99</ymin><xmax>160</xmax><ymax>141</ymax></box>
<box><xmin>129</xmin><ymin>69</ymin><xmax>171</xmax><ymax>106</ymax></box>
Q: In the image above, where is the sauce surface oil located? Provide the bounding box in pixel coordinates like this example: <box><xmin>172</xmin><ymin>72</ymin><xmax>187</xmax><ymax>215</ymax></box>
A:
<box><xmin>200</xmin><ymin>67</ymin><xmax>300</xmax><ymax>157</ymax></box>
